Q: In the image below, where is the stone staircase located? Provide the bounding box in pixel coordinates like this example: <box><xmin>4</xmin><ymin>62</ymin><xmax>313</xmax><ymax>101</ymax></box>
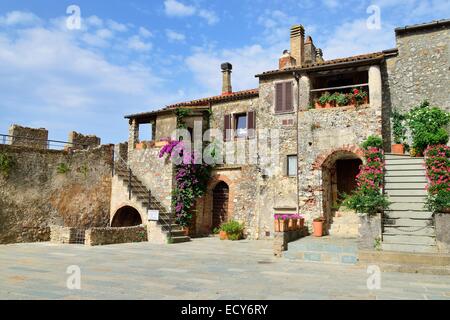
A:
<box><xmin>329</xmin><ymin>211</ymin><xmax>359</xmax><ymax>238</ymax></box>
<box><xmin>115</xmin><ymin>166</ymin><xmax>190</xmax><ymax>244</ymax></box>
<box><xmin>382</xmin><ymin>154</ymin><xmax>436</xmax><ymax>253</ymax></box>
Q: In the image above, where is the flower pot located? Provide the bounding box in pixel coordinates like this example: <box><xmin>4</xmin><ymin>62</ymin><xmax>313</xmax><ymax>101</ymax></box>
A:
<box><xmin>313</xmin><ymin>220</ymin><xmax>323</xmax><ymax>237</ymax></box>
<box><xmin>298</xmin><ymin>218</ymin><xmax>305</xmax><ymax>229</ymax></box>
<box><xmin>391</xmin><ymin>144</ymin><xmax>404</xmax><ymax>155</ymax></box>
<box><xmin>155</xmin><ymin>141</ymin><xmax>169</xmax><ymax>148</ymax></box>
<box><xmin>135</xmin><ymin>142</ymin><xmax>145</xmax><ymax>150</ymax></box>
<box><xmin>324</xmin><ymin>101</ymin><xmax>336</xmax><ymax>109</ymax></box>
<box><xmin>315</xmin><ymin>102</ymin><xmax>324</xmax><ymax>109</ymax></box>
<box><xmin>279</xmin><ymin>219</ymin><xmax>289</xmax><ymax>232</ymax></box>
<box><xmin>289</xmin><ymin>219</ymin><xmax>297</xmax><ymax>231</ymax></box>
<box><xmin>219</xmin><ymin>230</ymin><xmax>228</xmax><ymax>240</ymax></box>
<box><xmin>183</xmin><ymin>227</ymin><xmax>190</xmax><ymax>236</ymax></box>
<box><xmin>274</xmin><ymin>220</ymin><xmax>281</xmax><ymax>232</ymax></box>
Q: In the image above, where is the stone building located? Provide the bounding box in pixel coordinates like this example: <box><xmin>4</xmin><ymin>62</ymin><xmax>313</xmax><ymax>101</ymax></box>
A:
<box><xmin>115</xmin><ymin>20</ymin><xmax>449</xmax><ymax>248</ymax></box>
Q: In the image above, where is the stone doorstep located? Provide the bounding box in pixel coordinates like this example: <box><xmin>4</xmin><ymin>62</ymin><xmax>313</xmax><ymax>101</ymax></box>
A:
<box><xmin>358</xmin><ymin>250</ymin><xmax>450</xmax><ymax>275</ymax></box>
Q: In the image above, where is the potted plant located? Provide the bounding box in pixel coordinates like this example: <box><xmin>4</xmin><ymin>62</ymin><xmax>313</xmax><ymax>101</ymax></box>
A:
<box><xmin>424</xmin><ymin>145</ymin><xmax>450</xmax><ymax>214</ymax></box>
<box><xmin>219</xmin><ymin>220</ymin><xmax>245</xmax><ymax>241</ymax></box>
<box><xmin>335</xmin><ymin>92</ymin><xmax>350</xmax><ymax>107</ymax></box>
<box><xmin>289</xmin><ymin>215</ymin><xmax>298</xmax><ymax>231</ymax></box>
<box><xmin>313</xmin><ymin>217</ymin><xmax>325</xmax><ymax>237</ymax></box>
<box><xmin>391</xmin><ymin>111</ymin><xmax>407</xmax><ymax>154</ymax></box>
<box><xmin>315</xmin><ymin>92</ymin><xmax>335</xmax><ymax>109</ymax></box>
<box><xmin>351</xmin><ymin>88</ymin><xmax>368</xmax><ymax>106</ymax></box>
<box><xmin>274</xmin><ymin>214</ymin><xmax>289</xmax><ymax>232</ymax></box>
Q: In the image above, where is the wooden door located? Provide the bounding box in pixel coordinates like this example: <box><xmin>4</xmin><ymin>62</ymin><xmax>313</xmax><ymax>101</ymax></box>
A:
<box><xmin>212</xmin><ymin>182</ymin><xmax>229</xmax><ymax>230</ymax></box>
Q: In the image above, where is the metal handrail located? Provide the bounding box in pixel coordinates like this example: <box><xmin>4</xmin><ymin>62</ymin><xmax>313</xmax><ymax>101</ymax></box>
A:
<box><xmin>113</xmin><ymin>150</ymin><xmax>173</xmax><ymax>239</ymax></box>
<box><xmin>0</xmin><ymin>133</ymin><xmax>88</xmax><ymax>150</ymax></box>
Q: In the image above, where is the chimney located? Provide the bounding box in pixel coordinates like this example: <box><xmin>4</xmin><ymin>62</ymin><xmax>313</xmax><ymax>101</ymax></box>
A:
<box><xmin>290</xmin><ymin>25</ymin><xmax>305</xmax><ymax>67</ymax></box>
<box><xmin>304</xmin><ymin>36</ymin><xmax>316</xmax><ymax>65</ymax></box>
<box><xmin>221</xmin><ymin>62</ymin><xmax>232</xmax><ymax>95</ymax></box>
<box><xmin>316</xmin><ymin>48</ymin><xmax>324</xmax><ymax>63</ymax></box>
<box><xmin>279</xmin><ymin>50</ymin><xmax>296</xmax><ymax>70</ymax></box>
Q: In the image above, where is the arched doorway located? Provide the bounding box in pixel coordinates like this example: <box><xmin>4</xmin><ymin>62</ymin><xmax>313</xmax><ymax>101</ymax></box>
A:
<box><xmin>111</xmin><ymin>206</ymin><xmax>142</xmax><ymax>227</ymax></box>
<box><xmin>212</xmin><ymin>181</ymin><xmax>229</xmax><ymax>231</ymax></box>
<box><xmin>321</xmin><ymin>151</ymin><xmax>363</xmax><ymax>234</ymax></box>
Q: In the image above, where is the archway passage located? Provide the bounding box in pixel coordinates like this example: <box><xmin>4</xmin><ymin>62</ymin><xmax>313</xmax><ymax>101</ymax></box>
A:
<box><xmin>335</xmin><ymin>159</ymin><xmax>362</xmax><ymax>203</ymax></box>
<box><xmin>111</xmin><ymin>206</ymin><xmax>142</xmax><ymax>227</ymax></box>
<box><xmin>212</xmin><ymin>181</ymin><xmax>229</xmax><ymax>231</ymax></box>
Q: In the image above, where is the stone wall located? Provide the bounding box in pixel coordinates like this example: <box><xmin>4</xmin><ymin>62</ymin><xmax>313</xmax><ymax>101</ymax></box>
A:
<box><xmin>435</xmin><ymin>213</ymin><xmax>450</xmax><ymax>253</ymax></box>
<box><xmin>8</xmin><ymin>124</ymin><xmax>48</xmax><ymax>150</ymax></box>
<box><xmin>68</xmin><ymin>131</ymin><xmax>101</xmax><ymax>150</ymax></box>
<box><xmin>0</xmin><ymin>144</ymin><xmax>113</xmax><ymax>244</ymax></box>
<box><xmin>85</xmin><ymin>225</ymin><xmax>148</xmax><ymax>246</ymax></box>
<box><xmin>297</xmin><ymin>105</ymin><xmax>382</xmax><ymax>230</ymax></box>
<box><xmin>128</xmin><ymin>147</ymin><xmax>174</xmax><ymax>210</ymax></box>
<box><xmin>155</xmin><ymin>113</ymin><xmax>177</xmax><ymax>141</ymax></box>
<box><xmin>384</xmin><ymin>23</ymin><xmax>449</xmax><ymax>113</ymax></box>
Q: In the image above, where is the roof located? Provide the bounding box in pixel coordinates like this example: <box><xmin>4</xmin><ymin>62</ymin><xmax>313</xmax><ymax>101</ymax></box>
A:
<box><xmin>125</xmin><ymin>88</ymin><xmax>259</xmax><ymax>120</ymax></box>
<box><xmin>395</xmin><ymin>19</ymin><xmax>450</xmax><ymax>35</ymax></box>
<box><xmin>256</xmin><ymin>51</ymin><xmax>388</xmax><ymax>78</ymax></box>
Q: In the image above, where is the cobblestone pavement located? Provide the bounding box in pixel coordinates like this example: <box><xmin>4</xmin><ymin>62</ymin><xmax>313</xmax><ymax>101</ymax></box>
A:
<box><xmin>1</xmin><ymin>238</ymin><xmax>450</xmax><ymax>300</ymax></box>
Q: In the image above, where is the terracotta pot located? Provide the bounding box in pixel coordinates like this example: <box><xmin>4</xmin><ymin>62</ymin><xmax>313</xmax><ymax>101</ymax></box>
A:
<box><xmin>324</xmin><ymin>101</ymin><xmax>336</xmax><ymax>109</ymax></box>
<box><xmin>183</xmin><ymin>227</ymin><xmax>190</xmax><ymax>236</ymax></box>
<box><xmin>392</xmin><ymin>144</ymin><xmax>404</xmax><ymax>155</ymax></box>
<box><xmin>135</xmin><ymin>142</ymin><xmax>145</xmax><ymax>150</ymax></box>
<box><xmin>313</xmin><ymin>220</ymin><xmax>323</xmax><ymax>237</ymax></box>
<box><xmin>289</xmin><ymin>219</ymin><xmax>297</xmax><ymax>231</ymax></box>
<box><xmin>219</xmin><ymin>230</ymin><xmax>228</xmax><ymax>240</ymax></box>
<box><xmin>274</xmin><ymin>220</ymin><xmax>281</xmax><ymax>232</ymax></box>
<box><xmin>299</xmin><ymin>218</ymin><xmax>305</xmax><ymax>229</ymax></box>
<box><xmin>315</xmin><ymin>102</ymin><xmax>324</xmax><ymax>109</ymax></box>
<box><xmin>279</xmin><ymin>220</ymin><xmax>289</xmax><ymax>232</ymax></box>
<box><xmin>154</xmin><ymin>141</ymin><xmax>169</xmax><ymax>148</ymax></box>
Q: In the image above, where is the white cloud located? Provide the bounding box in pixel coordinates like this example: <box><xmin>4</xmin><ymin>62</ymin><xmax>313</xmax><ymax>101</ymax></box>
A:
<box><xmin>166</xmin><ymin>29</ymin><xmax>186</xmax><ymax>42</ymax></box>
<box><xmin>127</xmin><ymin>35</ymin><xmax>152</xmax><ymax>51</ymax></box>
<box><xmin>164</xmin><ymin>0</ymin><xmax>219</xmax><ymax>25</ymax></box>
<box><xmin>0</xmin><ymin>11</ymin><xmax>41</xmax><ymax>26</ymax></box>
<box><xmin>321</xmin><ymin>19</ymin><xmax>395</xmax><ymax>59</ymax></box>
<box><xmin>0</xmin><ymin>11</ymin><xmax>179</xmax><ymax>143</ymax></box>
<box><xmin>85</xmin><ymin>15</ymin><xmax>103</xmax><ymax>28</ymax></box>
<box><xmin>322</xmin><ymin>0</ymin><xmax>339</xmax><ymax>8</ymax></box>
<box><xmin>198</xmin><ymin>9</ymin><xmax>219</xmax><ymax>25</ymax></box>
<box><xmin>139</xmin><ymin>27</ymin><xmax>153</xmax><ymax>38</ymax></box>
<box><xmin>164</xmin><ymin>0</ymin><xmax>196</xmax><ymax>17</ymax></box>
<box><xmin>107</xmin><ymin>19</ymin><xmax>128</xmax><ymax>32</ymax></box>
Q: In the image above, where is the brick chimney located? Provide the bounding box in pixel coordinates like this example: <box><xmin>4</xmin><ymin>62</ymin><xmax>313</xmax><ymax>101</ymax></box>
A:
<box><xmin>279</xmin><ymin>50</ymin><xmax>296</xmax><ymax>70</ymax></box>
<box><xmin>290</xmin><ymin>25</ymin><xmax>305</xmax><ymax>67</ymax></box>
<box><xmin>221</xmin><ymin>62</ymin><xmax>232</xmax><ymax>95</ymax></box>
<box><xmin>304</xmin><ymin>36</ymin><xmax>317</xmax><ymax>65</ymax></box>
<box><xmin>316</xmin><ymin>48</ymin><xmax>324</xmax><ymax>63</ymax></box>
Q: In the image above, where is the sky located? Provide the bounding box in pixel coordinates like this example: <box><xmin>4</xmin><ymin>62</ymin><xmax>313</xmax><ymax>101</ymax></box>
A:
<box><xmin>0</xmin><ymin>0</ymin><xmax>449</xmax><ymax>143</ymax></box>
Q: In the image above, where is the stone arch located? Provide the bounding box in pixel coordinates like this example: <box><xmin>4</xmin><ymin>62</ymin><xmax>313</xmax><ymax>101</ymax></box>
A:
<box><xmin>111</xmin><ymin>206</ymin><xmax>143</xmax><ymax>227</ymax></box>
<box><xmin>313</xmin><ymin>146</ymin><xmax>364</xmax><ymax>235</ymax></box>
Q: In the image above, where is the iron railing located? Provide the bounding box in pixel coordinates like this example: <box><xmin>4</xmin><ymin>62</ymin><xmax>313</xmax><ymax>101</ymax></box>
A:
<box><xmin>112</xmin><ymin>150</ymin><xmax>173</xmax><ymax>239</ymax></box>
<box><xmin>0</xmin><ymin>134</ymin><xmax>88</xmax><ymax>150</ymax></box>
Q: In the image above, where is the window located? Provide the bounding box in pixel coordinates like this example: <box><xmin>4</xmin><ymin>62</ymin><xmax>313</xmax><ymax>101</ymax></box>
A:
<box><xmin>275</xmin><ymin>81</ymin><xmax>294</xmax><ymax>113</ymax></box>
<box><xmin>235</xmin><ymin>113</ymin><xmax>247</xmax><ymax>138</ymax></box>
<box><xmin>287</xmin><ymin>155</ymin><xmax>297</xmax><ymax>177</ymax></box>
<box><xmin>224</xmin><ymin>111</ymin><xmax>255</xmax><ymax>141</ymax></box>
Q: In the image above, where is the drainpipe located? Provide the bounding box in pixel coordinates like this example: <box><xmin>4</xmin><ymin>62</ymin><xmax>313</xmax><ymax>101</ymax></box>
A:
<box><xmin>293</xmin><ymin>72</ymin><xmax>301</xmax><ymax>216</ymax></box>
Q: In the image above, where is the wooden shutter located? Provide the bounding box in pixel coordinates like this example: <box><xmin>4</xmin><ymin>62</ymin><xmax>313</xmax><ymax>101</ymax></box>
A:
<box><xmin>247</xmin><ymin>111</ymin><xmax>255</xmax><ymax>139</ymax></box>
<box><xmin>275</xmin><ymin>83</ymin><xmax>283</xmax><ymax>113</ymax></box>
<box><xmin>284</xmin><ymin>82</ymin><xmax>293</xmax><ymax>111</ymax></box>
<box><xmin>224</xmin><ymin>114</ymin><xmax>231</xmax><ymax>141</ymax></box>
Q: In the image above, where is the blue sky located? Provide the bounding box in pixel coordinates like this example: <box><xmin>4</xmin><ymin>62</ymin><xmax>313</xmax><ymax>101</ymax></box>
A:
<box><xmin>0</xmin><ymin>0</ymin><xmax>449</xmax><ymax>143</ymax></box>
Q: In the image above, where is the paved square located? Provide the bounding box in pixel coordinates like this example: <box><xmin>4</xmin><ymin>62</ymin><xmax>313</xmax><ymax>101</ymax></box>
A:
<box><xmin>1</xmin><ymin>238</ymin><xmax>450</xmax><ymax>300</ymax></box>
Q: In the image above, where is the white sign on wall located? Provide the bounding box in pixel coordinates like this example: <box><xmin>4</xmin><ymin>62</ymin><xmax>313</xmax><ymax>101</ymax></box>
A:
<box><xmin>148</xmin><ymin>210</ymin><xmax>159</xmax><ymax>221</ymax></box>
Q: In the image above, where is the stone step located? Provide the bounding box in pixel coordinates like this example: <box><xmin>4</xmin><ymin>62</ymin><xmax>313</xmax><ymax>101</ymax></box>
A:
<box><xmin>384</xmin><ymin>210</ymin><xmax>433</xmax><ymax>219</ymax></box>
<box><xmin>388</xmin><ymin>198</ymin><xmax>426</xmax><ymax>206</ymax></box>
<box><xmin>382</xmin><ymin>234</ymin><xmax>436</xmax><ymax>245</ymax></box>
<box><xmin>383</xmin><ymin>218</ymin><xmax>433</xmax><ymax>227</ymax></box>
<box><xmin>385</xmin><ymin>182</ymin><xmax>427</xmax><ymax>189</ymax></box>
<box><xmin>385</xmin><ymin>176</ymin><xmax>427</xmax><ymax>183</ymax></box>
<box><xmin>385</xmin><ymin>163</ymin><xmax>425</xmax><ymax>171</ymax></box>
<box><xmin>385</xmin><ymin>158</ymin><xmax>425</xmax><ymax>165</ymax></box>
<box><xmin>385</xmin><ymin>189</ymin><xmax>427</xmax><ymax>196</ymax></box>
<box><xmin>170</xmin><ymin>236</ymin><xmax>191</xmax><ymax>244</ymax></box>
<box><xmin>383</xmin><ymin>226</ymin><xmax>435</xmax><ymax>236</ymax></box>
<box><xmin>381</xmin><ymin>243</ymin><xmax>437</xmax><ymax>254</ymax></box>
<box><xmin>160</xmin><ymin>224</ymin><xmax>183</xmax><ymax>231</ymax></box>
<box><xmin>385</xmin><ymin>154</ymin><xmax>423</xmax><ymax>160</ymax></box>
<box><xmin>385</xmin><ymin>170</ymin><xmax>426</xmax><ymax>177</ymax></box>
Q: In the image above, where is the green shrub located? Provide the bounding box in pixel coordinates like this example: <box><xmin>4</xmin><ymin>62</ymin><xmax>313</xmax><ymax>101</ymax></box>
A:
<box><xmin>0</xmin><ymin>152</ymin><xmax>14</xmax><ymax>178</ymax></box>
<box><xmin>407</xmin><ymin>100</ymin><xmax>450</xmax><ymax>155</ymax></box>
<box><xmin>56</xmin><ymin>163</ymin><xmax>70</xmax><ymax>174</ymax></box>
<box><xmin>219</xmin><ymin>220</ymin><xmax>244</xmax><ymax>240</ymax></box>
<box><xmin>426</xmin><ymin>190</ymin><xmax>450</xmax><ymax>213</ymax></box>
<box><xmin>318</xmin><ymin>92</ymin><xmax>331</xmax><ymax>105</ymax></box>
<box><xmin>343</xmin><ymin>189</ymin><xmax>391</xmax><ymax>216</ymax></box>
<box><xmin>392</xmin><ymin>111</ymin><xmax>407</xmax><ymax>144</ymax></box>
<box><xmin>361</xmin><ymin>135</ymin><xmax>383</xmax><ymax>150</ymax></box>
<box><xmin>335</xmin><ymin>93</ymin><xmax>350</xmax><ymax>106</ymax></box>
